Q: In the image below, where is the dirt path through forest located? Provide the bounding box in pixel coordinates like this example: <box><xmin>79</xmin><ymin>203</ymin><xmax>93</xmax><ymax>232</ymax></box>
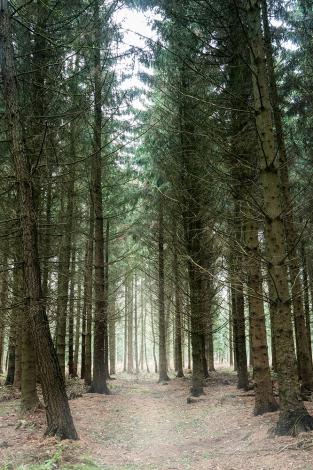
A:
<box><xmin>1</xmin><ymin>371</ymin><xmax>313</xmax><ymax>469</ymax></box>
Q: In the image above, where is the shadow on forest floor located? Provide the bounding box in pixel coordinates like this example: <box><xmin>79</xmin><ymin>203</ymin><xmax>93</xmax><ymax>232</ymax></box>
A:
<box><xmin>1</xmin><ymin>369</ymin><xmax>313</xmax><ymax>469</ymax></box>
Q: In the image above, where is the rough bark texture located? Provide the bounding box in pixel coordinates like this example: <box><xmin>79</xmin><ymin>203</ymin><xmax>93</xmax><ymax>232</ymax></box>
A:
<box><xmin>247</xmin><ymin>0</ymin><xmax>313</xmax><ymax>434</ymax></box>
<box><xmin>0</xmin><ymin>2</ymin><xmax>77</xmax><ymax>439</ymax></box>
<box><xmin>261</xmin><ymin>0</ymin><xmax>313</xmax><ymax>392</ymax></box>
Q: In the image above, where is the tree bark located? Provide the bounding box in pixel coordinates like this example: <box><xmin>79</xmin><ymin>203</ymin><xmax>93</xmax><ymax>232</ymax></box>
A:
<box><xmin>0</xmin><ymin>2</ymin><xmax>77</xmax><ymax>439</ymax></box>
<box><xmin>247</xmin><ymin>0</ymin><xmax>313</xmax><ymax>434</ymax></box>
<box><xmin>90</xmin><ymin>0</ymin><xmax>109</xmax><ymax>395</ymax></box>
<box><xmin>261</xmin><ymin>0</ymin><xmax>313</xmax><ymax>393</ymax></box>
<box><xmin>158</xmin><ymin>201</ymin><xmax>170</xmax><ymax>383</ymax></box>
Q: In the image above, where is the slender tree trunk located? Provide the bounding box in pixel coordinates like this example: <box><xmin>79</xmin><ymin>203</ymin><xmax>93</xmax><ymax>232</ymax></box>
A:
<box><xmin>68</xmin><ymin>249</ymin><xmax>76</xmax><ymax>377</ymax></box>
<box><xmin>151</xmin><ymin>302</ymin><xmax>158</xmax><ymax>373</ymax></box>
<box><xmin>158</xmin><ymin>202</ymin><xmax>170</xmax><ymax>383</ymax></box>
<box><xmin>247</xmin><ymin>0</ymin><xmax>313</xmax><ymax>434</ymax></box>
<box><xmin>229</xmin><ymin>287</ymin><xmax>233</xmax><ymax>367</ymax></box>
<box><xmin>140</xmin><ymin>282</ymin><xmax>144</xmax><ymax>371</ymax></box>
<box><xmin>134</xmin><ymin>274</ymin><xmax>139</xmax><ymax>374</ymax></box>
<box><xmin>74</xmin><ymin>282</ymin><xmax>81</xmax><ymax>378</ymax></box>
<box><xmin>0</xmin><ymin>256</ymin><xmax>8</xmax><ymax>375</ymax></box>
<box><xmin>144</xmin><ymin>307</ymin><xmax>150</xmax><ymax>373</ymax></box>
<box><xmin>5</xmin><ymin>320</ymin><xmax>15</xmax><ymax>386</ymax></box>
<box><xmin>301</xmin><ymin>241</ymin><xmax>312</xmax><ymax>359</ymax></box>
<box><xmin>109</xmin><ymin>301</ymin><xmax>116</xmax><ymax>375</ymax></box>
<box><xmin>173</xmin><ymin>222</ymin><xmax>184</xmax><ymax>377</ymax></box>
<box><xmin>56</xmin><ymin>163</ymin><xmax>75</xmax><ymax>378</ymax></box>
<box><xmin>231</xmin><ymin>275</ymin><xmax>249</xmax><ymax>389</ymax></box>
<box><xmin>0</xmin><ymin>2</ymin><xmax>77</xmax><ymax>439</ymax></box>
<box><xmin>104</xmin><ymin>219</ymin><xmax>110</xmax><ymax>380</ymax></box>
<box><xmin>127</xmin><ymin>276</ymin><xmax>134</xmax><ymax>374</ymax></box>
<box><xmin>123</xmin><ymin>280</ymin><xmax>127</xmax><ymax>372</ymax></box>
<box><xmin>84</xmin><ymin>206</ymin><xmax>94</xmax><ymax>385</ymax></box>
<box><xmin>267</xmin><ymin>275</ymin><xmax>277</xmax><ymax>371</ymax></box>
<box><xmin>90</xmin><ymin>0</ymin><xmax>109</xmax><ymax>395</ymax></box>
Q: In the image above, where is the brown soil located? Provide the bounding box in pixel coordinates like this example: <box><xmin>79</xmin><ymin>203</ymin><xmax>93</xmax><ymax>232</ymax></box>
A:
<box><xmin>1</xmin><ymin>370</ymin><xmax>313</xmax><ymax>469</ymax></box>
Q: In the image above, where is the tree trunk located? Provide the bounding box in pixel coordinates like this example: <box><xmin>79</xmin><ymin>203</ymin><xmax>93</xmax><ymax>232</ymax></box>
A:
<box><xmin>0</xmin><ymin>2</ymin><xmax>77</xmax><ymax>439</ymax></box>
<box><xmin>158</xmin><ymin>202</ymin><xmax>170</xmax><ymax>383</ymax></box>
<box><xmin>127</xmin><ymin>276</ymin><xmax>134</xmax><ymax>374</ymax></box>
<box><xmin>5</xmin><ymin>320</ymin><xmax>15</xmax><ymax>386</ymax></box>
<box><xmin>73</xmin><ymin>282</ymin><xmax>81</xmax><ymax>378</ymax></box>
<box><xmin>0</xmin><ymin>257</ymin><xmax>8</xmax><ymax>375</ymax></box>
<box><xmin>109</xmin><ymin>301</ymin><xmax>116</xmax><ymax>376</ymax></box>
<box><xmin>83</xmin><ymin>206</ymin><xmax>94</xmax><ymax>385</ymax></box>
<box><xmin>261</xmin><ymin>0</ymin><xmax>313</xmax><ymax>393</ymax></box>
<box><xmin>173</xmin><ymin>222</ymin><xmax>184</xmax><ymax>378</ymax></box>
<box><xmin>134</xmin><ymin>274</ymin><xmax>139</xmax><ymax>374</ymax></box>
<box><xmin>245</xmin><ymin>209</ymin><xmax>277</xmax><ymax>414</ymax></box>
<box><xmin>247</xmin><ymin>0</ymin><xmax>313</xmax><ymax>434</ymax></box>
<box><xmin>90</xmin><ymin>0</ymin><xmax>109</xmax><ymax>395</ymax></box>
<box><xmin>68</xmin><ymin>249</ymin><xmax>76</xmax><ymax>378</ymax></box>
<box><xmin>56</xmin><ymin>162</ymin><xmax>75</xmax><ymax>378</ymax></box>
<box><xmin>123</xmin><ymin>280</ymin><xmax>128</xmax><ymax>372</ymax></box>
<box><xmin>301</xmin><ymin>241</ymin><xmax>312</xmax><ymax>359</ymax></box>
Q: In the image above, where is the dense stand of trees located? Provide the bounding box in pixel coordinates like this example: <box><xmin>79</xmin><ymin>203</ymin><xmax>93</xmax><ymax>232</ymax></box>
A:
<box><xmin>0</xmin><ymin>0</ymin><xmax>313</xmax><ymax>440</ymax></box>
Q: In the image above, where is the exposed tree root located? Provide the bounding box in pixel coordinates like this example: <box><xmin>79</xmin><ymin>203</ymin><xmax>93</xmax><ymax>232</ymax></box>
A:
<box><xmin>276</xmin><ymin>410</ymin><xmax>313</xmax><ymax>436</ymax></box>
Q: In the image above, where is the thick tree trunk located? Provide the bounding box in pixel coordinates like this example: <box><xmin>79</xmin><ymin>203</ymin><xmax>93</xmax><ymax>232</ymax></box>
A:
<box><xmin>0</xmin><ymin>2</ymin><xmax>77</xmax><ymax>439</ymax></box>
<box><xmin>261</xmin><ymin>0</ymin><xmax>313</xmax><ymax>393</ymax></box>
<box><xmin>245</xmin><ymin>212</ymin><xmax>277</xmax><ymax>414</ymax></box>
<box><xmin>247</xmin><ymin>0</ymin><xmax>313</xmax><ymax>434</ymax></box>
<box><xmin>21</xmin><ymin>306</ymin><xmax>40</xmax><ymax>413</ymax></box>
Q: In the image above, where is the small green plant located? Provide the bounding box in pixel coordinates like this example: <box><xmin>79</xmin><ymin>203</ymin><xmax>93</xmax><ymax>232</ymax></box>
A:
<box><xmin>16</xmin><ymin>445</ymin><xmax>63</xmax><ymax>470</ymax></box>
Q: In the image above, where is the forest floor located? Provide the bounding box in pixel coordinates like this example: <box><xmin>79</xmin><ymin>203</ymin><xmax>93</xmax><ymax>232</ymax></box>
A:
<box><xmin>1</xmin><ymin>370</ymin><xmax>313</xmax><ymax>469</ymax></box>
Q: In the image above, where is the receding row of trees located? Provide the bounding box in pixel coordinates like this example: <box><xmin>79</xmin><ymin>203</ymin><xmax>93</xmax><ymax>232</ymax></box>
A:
<box><xmin>0</xmin><ymin>0</ymin><xmax>313</xmax><ymax>440</ymax></box>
